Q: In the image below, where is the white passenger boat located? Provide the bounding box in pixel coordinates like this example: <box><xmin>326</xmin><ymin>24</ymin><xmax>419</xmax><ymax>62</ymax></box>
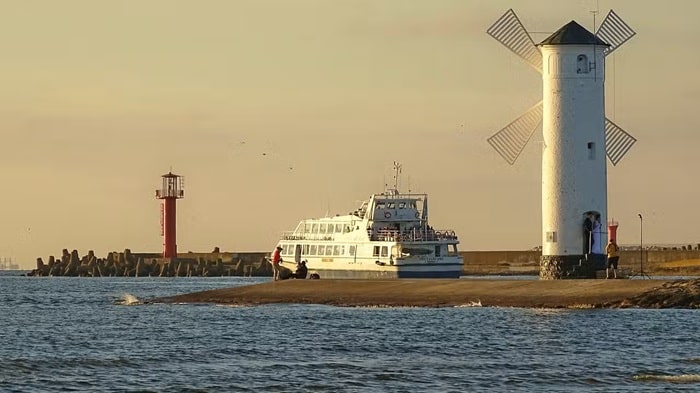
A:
<box><xmin>275</xmin><ymin>167</ymin><xmax>463</xmax><ymax>279</ymax></box>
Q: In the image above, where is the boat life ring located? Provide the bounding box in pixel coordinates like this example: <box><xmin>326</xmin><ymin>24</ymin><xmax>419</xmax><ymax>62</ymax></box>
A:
<box><xmin>384</xmin><ymin>211</ymin><xmax>391</xmax><ymax>219</ymax></box>
<box><xmin>415</xmin><ymin>211</ymin><xmax>420</xmax><ymax>219</ymax></box>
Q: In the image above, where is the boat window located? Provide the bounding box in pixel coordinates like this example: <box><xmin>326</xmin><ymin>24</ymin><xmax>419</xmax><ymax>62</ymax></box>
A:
<box><xmin>376</xmin><ymin>202</ymin><xmax>385</xmax><ymax>209</ymax></box>
<box><xmin>327</xmin><ymin>224</ymin><xmax>335</xmax><ymax>234</ymax></box>
<box><xmin>282</xmin><ymin>244</ymin><xmax>288</xmax><ymax>255</ymax></box>
<box><xmin>335</xmin><ymin>224</ymin><xmax>343</xmax><ymax>233</ymax></box>
<box><xmin>319</xmin><ymin>224</ymin><xmax>326</xmax><ymax>234</ymax></box>
<box><xmin>303</xmin><ymin>245</ymin><xmax>309</xmax><ymax>255</ymax></box>
<box><xmin>373</xmin><ymin>246</ymin><xmax>380</xmax><ymax>257</ymax></box>
<box><xmin>388</xmin><ymin>202</ymin><xmax>395</xmax><ymax>209</ymax></box>
<box><xmin>435</xmin><ymin>245</ymin><xmax>441</xmax><ymax>257</ymax></box>
<box><xmin>340</xmin><ymin>245</ymin><xmax>345</xmax><ymax>255</ymax></box>
<box><xmin>325</xmin><ymin>246</ymin><xmax>333</xmax><ymax>256</ymax></box>
<box><xmin>310</xmin><ymin>245</ymin><xmax>317</xmax><ymax>255</ymax></box>
<box><xmin>349</xmin><ymin>245</ymin><xmax>356</xmax><ymax>256</ymax></box>
<box><xmin>381</xmin><ymin>246</ymin><xmax>388</xmax><ymax>257</ymax></box>
<box><xmin>311</xmin><ymin>224</ymin><xmax>318</xmax><ymax>234</ymax></box>
<box><xmin>333</xmin><ymin>245</ymin><xmax>340</xmax><ymax>256</ymax></box>
<box><xmin>318</xmin><ymin>245</ymin><xmax>325</xmax><ymax>255</ymax></box>
<box><xmin>398</xmin><ymin>202</ymin><xmax>406</xmax><ymax>209</ymax></box>
<box><xmin>448</xmin><ymin>244</ymin><xmax>459</xmax><ymax>256</ymax></box>
<box><xmin>304</xmin><ymin>223</ymin><xmax>312</xmax><ymax>233</ymax></box>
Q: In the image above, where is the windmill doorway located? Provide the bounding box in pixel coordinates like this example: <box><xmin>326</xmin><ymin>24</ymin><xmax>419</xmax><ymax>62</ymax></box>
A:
<box><xmin>583</xmin><ymin>211</ymin><xmax>603</xmax><ymax>255</ymax></box>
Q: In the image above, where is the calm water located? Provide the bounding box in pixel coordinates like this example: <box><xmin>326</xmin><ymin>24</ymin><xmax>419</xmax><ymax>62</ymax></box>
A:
<box><xmin>1</xmin><ymin>272</ymin><xmax>698</xmax><ymax>392</ymax></box>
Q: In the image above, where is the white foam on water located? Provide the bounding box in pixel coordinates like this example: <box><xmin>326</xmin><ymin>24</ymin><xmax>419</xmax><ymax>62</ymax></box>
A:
<box><xmin>455</xmin><ymin>300</ymin><xmax>482</xmax><ymax>307</ymax></box>
<box><xmin>116</xmin><ymin>293</ymin><xmax>141</xmax><ymax>306</ymax></box>
<box><xmin>634</xmin><ymin>374</ymin><xmax>700</xmax><ymax>383</ymax></box>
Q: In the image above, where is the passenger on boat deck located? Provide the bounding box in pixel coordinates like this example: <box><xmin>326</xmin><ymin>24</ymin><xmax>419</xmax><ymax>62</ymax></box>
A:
<box><xmin>271</xmin><ymin>246</ymin><xmax>282</xmax><ymax>281</ymax></box>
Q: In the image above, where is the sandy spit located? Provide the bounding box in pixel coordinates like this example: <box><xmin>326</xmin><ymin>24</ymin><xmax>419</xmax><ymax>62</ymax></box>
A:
<box><xmin>153</xmin><ymin>279</ymin><xmax>682</xmax><ymax>308</ymax></box>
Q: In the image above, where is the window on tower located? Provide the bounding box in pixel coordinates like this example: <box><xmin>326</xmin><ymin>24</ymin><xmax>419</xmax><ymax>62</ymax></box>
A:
<box><xmin>577</xmin><ymin>55</ymin><xmax>589</xmax><ymax>74</ymax></box>
<box><xmin>588</xmin><ymin>142</ymin><xmax>596</xmax><ymax>160</ymax></box>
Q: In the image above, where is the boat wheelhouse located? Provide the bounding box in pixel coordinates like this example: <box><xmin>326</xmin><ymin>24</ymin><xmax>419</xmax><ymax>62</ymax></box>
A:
<box><xmin>275</xmin><ymin>179</ymin><xmax>463</xmax><ymax>279</ymax></box>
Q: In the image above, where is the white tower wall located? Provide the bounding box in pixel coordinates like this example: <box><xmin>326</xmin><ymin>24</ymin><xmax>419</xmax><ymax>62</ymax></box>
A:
<box><xmin>540</xmin><ymin>44</ymin><xmax>607</xmax><ymax>257</ymax></box>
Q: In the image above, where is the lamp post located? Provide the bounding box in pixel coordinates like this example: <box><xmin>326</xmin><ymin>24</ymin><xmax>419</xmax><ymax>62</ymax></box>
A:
<box><xmin>638</xmin><ymin>213</ymin><xmax>648</xmax><ymax>278</ymax></box>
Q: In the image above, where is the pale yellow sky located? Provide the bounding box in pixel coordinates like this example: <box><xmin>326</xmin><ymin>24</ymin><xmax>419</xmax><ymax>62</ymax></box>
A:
<box><xmin>1</xmin><ymin>1</ymin><xmax>699</xmax><ymax>268</ymax></box>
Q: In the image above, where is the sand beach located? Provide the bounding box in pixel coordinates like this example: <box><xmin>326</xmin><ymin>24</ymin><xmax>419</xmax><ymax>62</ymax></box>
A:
<box><xmin>155</xmin><ymin>278</ymin><xmax>700</xmax><ymax>308</ymax></box>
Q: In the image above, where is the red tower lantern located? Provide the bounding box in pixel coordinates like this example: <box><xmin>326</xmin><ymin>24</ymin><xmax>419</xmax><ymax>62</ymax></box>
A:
<box><xmin>608</xmin><ymin>219</ymin><xmax>619</xmax><ymax>243</ymax></box>
<box><xmin>155</xmin><ymin>172</ymin><xmax>184</xmax><ymax>258</ymax></box>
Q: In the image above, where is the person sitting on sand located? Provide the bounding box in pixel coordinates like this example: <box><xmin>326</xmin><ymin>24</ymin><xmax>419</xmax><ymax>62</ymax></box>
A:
<box><xmin>606</xmin><ymin>239</ymin><xmax>620</xmax><ymax>279</ymax></box>
<box><xmin>293</xmin><ymin>260</ymin><xmax>308</xmax><ymax>279</ymax></box>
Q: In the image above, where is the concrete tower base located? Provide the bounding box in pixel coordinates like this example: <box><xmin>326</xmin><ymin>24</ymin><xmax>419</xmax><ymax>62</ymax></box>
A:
<box><xmin>539</xmin><ymin>255</ymin><xmax>599</xmax><ymax>279</ymax></box>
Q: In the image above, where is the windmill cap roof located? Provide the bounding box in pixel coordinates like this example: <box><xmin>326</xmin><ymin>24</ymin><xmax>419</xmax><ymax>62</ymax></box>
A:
<box><xmin>538</xmin><ymin>20</ymin><xmax>610</xmax><ymax>46</ymax></box>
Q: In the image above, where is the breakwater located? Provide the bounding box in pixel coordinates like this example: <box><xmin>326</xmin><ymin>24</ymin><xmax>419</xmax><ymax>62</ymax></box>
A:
<box><xmin>464</xmin><ymin>250</ymin><xmax>700</xmax><ymax>276</ymax></box>
<box><xmin>25</xmin><ymin>249</ymin><xmax>700</xmax><ymax>277</ymax></box>
<box><xmin>27</xmin><ymin>249</ymin><xmax>272</xmax><ymax>277</ymax></box>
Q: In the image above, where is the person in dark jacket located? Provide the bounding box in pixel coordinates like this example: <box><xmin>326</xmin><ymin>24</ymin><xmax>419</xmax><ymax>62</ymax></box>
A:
<box><xmin>293</xmin><ymin>261</ymin><xmax>308</xmax><ymax>279</ymax></box>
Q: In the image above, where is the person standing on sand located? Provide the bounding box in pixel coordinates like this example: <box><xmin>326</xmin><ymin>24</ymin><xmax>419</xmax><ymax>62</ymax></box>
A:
<box><xmin>271</xmin><ymin>246</ymin><xmax>283</xmax><ymax>281</ymax></box>
<box><xmin>606</xmin><ymin>239</ymin><xmax>620</xmax><ymax>279</ymax></box>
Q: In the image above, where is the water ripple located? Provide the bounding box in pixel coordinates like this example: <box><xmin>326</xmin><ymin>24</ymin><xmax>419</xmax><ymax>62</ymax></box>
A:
<box><xmin>1</xmin><ymin>276</ymin><xmax>699</xmax><ymax>392</ymax></box>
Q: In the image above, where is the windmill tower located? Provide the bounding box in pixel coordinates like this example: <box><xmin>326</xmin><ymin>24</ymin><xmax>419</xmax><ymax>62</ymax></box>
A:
<box><xmin>486</xmin><ymin>10</ymin><xmax>637</xmax><ymax>279</ymax></box>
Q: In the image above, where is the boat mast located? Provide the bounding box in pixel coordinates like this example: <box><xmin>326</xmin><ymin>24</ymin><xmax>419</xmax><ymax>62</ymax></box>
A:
<box><xmin>390</xmin><ymin>161</ymin><xmax>402</xmax><ymax>196</ymax></box>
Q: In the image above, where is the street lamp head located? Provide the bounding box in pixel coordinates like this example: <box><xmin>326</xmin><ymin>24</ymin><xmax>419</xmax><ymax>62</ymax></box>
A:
<box><xmin>638</xmin><ymin>213</ymin><xmax>643</xmax><ymax>219</ymax></box>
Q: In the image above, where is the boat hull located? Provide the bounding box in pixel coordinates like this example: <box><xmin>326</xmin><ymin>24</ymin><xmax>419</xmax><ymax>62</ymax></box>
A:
<box><xmin>280</xmin><ymin>260</ymin><xmax>462</xmax><ymax>279</ymax></box>
<box><xmin>310</xmin><ymin>268</ymin><xmax>462</xmax><ymax>279</ymax></box>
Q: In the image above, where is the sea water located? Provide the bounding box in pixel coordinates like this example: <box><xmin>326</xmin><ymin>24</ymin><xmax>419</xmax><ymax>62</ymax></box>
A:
<box><xmin>0</xmin><ymin>271</ymin><xmax>698</xmax><ymax>392</ymax></box>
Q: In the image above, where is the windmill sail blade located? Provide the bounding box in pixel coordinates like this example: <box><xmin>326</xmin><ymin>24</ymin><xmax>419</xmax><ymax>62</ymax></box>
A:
<box><xmin>487</xmin><ymin>102</ymin><xmax>543</xmax><ymax>165</ymax></box>
<box><xmin>487</xmin><ymin>9</ymin><xmax>542</xmax><ymax>73</ymax></box>
<box><xmin>596</xmin><ymin>10</ymin><xmax>636</xmax><ymax>56</ymax></box>
<box><xmin>605</xmin><ymin>118</ymin><xmax>637</xmax><ymax>166</ymax></box>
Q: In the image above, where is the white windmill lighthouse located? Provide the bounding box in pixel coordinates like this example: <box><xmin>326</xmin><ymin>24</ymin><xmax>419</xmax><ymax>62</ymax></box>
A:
<box><xmin>486</xmin><ymin>9</ymin><xmax>637</xmax><ymax>279</ymax></box>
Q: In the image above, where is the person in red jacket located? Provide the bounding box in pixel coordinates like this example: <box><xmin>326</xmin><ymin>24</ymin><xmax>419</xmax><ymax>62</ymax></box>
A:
<box><xmin>271</xmin><ymin>246</ymin><xmax>282</xmax><ymax>281</ymax></box>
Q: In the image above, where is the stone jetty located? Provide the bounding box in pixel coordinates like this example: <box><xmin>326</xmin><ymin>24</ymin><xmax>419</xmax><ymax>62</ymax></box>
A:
<box><xmin>26</xmin><ymin>248</ymin><xmax>273</xmax><ymax>278</ymax></box>
<box><xmin>154</xmin><ymin>278</ymin><xmax>700</xmax><ymax>309</ymax></box>
<box><xmin>23</xmin><ymin>249</ymin><xmax>700</xmax><ymax>277</ymax></box>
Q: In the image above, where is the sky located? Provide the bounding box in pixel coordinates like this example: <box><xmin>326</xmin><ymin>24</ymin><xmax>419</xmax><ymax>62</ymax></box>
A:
<box><xmin>1</xmin><ymin>0</ymin><xmax>699</xmax><ymax>268</ymax></box>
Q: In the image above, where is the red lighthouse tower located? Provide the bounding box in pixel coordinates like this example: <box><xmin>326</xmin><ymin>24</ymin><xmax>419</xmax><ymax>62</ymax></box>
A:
<box><xmin>608</xmin><ymin>219</ymin><xmax>619</xmax><ymax>243</ymax></box>
<box><xmin>155</xmin><ymin>172</ymin><xmax>184</xmax><ymax>258</ymax></box>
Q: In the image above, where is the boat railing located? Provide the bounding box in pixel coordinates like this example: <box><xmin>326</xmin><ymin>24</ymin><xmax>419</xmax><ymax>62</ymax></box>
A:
<box><xmin>369</xmin><ymin>228</ymin><xmax>458</xmax><ymax>242</ymax></box>
<box><xmin>280</xmin><ymin>231</ymin><xmax>345</xmax><ymax>241</ymax></box>
<box><xmin>281</xmin><ymin>228</ymin><xmax>458</xmax><ymax>242</ymax></box>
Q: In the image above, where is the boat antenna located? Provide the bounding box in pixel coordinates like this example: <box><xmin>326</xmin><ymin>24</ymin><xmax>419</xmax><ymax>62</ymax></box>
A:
<box><xmin>392</xmin><ymin>161</ymin><xmax>402</xmax><ymax>194</ymax></box>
